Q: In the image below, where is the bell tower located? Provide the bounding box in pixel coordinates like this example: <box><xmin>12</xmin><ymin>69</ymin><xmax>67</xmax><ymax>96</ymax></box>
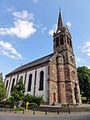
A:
<box><xmin>53</xmin><ymin>10</ymin><xmax>82</xmax><ymax>105</ymax></box>
<box><xmin>53</xmin><ymin>9</ymin><xmax>73</xmax><ymax>54</ymax></box>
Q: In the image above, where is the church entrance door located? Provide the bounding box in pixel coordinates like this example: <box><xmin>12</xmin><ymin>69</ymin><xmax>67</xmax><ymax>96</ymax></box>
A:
<box><xmin>53</xmin><ymin>93</ymin><xmax>56</xmax><ymax>103</ymax></box>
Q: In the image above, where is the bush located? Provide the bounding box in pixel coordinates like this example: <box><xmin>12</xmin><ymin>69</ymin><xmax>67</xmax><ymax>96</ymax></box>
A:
<box><xmin>16</xmin><ymin>107</ymin><xmax>24</xmax><ymax>111</ymax></box>
<box><xmin>23</xmin><ymin>94</ymin><xmax>44</xmax><ymax>107</ymax></box>
<box><xmin>29</xmin><ymin>102</ymin><xmax>38</xmax><ymax>109</ymax></box>
<box><xmin>81</xmin><ymin>97</ymin><xmax>87</xmax><ymax>103</ymax></box>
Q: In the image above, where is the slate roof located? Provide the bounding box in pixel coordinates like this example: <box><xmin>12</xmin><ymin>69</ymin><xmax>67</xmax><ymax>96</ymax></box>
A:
<box><xmin>6</xmin><ymin>53</ymin><xmax>54</xmax><ymax>77</ymax></box>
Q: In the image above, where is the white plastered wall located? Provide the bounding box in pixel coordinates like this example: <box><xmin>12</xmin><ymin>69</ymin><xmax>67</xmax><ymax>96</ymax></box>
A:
<box><xmin>18</xmin><ymin>73</ymin><xmax>26</xmax><ymax>83</ymax></box>
<box><xmin>35</xmin><ymin>66</ymin><xmax>48</xmax><ymax>102</ymax></box>
<box><xmin>7</xmin><ymin>75</ymin><xmax>17</xmax><ymax>98</ymax></box>
<box><xmin>25</xmin><ymin>70</ymin><xmax>35</xmax><ymax>96</ymax></box>
<box><xmin>5</xmin><ymin>66</ymin><xmax>48</xmax><ymax>102</ymax></box>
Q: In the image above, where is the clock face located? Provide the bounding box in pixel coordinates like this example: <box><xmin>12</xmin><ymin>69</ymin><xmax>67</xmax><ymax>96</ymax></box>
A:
<box><xmin>72</xmin><ymin>71</ymin><xmax>75</xmax><ymax>78</ymax></box>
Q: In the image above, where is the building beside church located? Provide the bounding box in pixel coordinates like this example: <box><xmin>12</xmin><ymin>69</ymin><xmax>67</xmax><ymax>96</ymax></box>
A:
<box><xmin>5</xmin><ymin>10</ymin><xmax>82</xmax><ymax>105</ymax></box>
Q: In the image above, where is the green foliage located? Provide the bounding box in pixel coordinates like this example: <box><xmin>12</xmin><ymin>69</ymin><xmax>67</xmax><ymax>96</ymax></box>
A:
<box><xmin>0</xmin><ymin>73</ymin><xmax>6</xmax><ymax>101</ymax></box>
<box><xmin>77</xmin><ymin>66</ymin><xmax>90</xmax><ymax>101</ymax></box>
<box><xmin>16</xmin><ymin>107</ymin><xmax>24</xmax><ymax>111</ymax></box>
<box><xmin>23</xmin><ymin>94</ymin><xmax>44</xmax><ymax>107</ymax></box>
<box><xmin>81</xmin><ymin>97</ymin><xmax>87</xmax><ymax>103</ymax></box>
<box><xmin>8</xmin><ymin>76</ymin><xmax>25</xmax><ymax>103</ymax></box>
<box><xmin>29</xmin><ymin>102</ymin><xmax>38</xmax><ymax>108</ymax></box>
<box><xmin>81</xmin><ymin>97</ymin><xmax>87</xmax><ymax>101</ymax></box>
<box><xmin>7</xmin><ymin>96</ymin><xmax>14</xmax><ymax>104</ymax></box>
<box><xmin>8</xmin><ymin>76</ymin><xmax>44</xmax><ymax>108</ymax></box>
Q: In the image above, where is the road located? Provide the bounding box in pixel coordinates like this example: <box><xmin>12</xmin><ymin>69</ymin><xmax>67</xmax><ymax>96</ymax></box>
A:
<box><xmin>0</xmin><ymin>112</ymin><xmax>90</xmax><ymax>120</ymax></box>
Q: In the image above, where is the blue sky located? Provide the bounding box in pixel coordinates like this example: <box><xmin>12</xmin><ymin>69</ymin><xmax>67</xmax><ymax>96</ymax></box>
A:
<box><xmin>0</xmin><ymin>0</ymin><xmax>90</xmax><ymax>78</ymax></box>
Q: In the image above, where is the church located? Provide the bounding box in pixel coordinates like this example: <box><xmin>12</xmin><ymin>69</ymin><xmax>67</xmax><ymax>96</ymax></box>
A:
<box><xmin>5</xmin><ymin>10</ymin><xmax>82</xmax><ymax>105</ymax></box>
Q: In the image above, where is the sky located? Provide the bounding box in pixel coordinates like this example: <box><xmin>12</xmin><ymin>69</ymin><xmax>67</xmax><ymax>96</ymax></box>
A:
<box><xmin>0</xmin><ymin>0</ymin><xmax>90</xmax><ymax>78</ymax></box>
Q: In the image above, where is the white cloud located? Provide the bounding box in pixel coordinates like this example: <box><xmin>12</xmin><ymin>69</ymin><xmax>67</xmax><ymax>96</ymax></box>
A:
<box><xmin>41</xmin><ymin>27</ymin><xmax>47</xmax><ymax>34</ymax></box>
<box><xmin>76</xmin><ymin>57</ymin><xmax>85</xmax><ymax>63</ymax></box>
<box><xmin>34</xmin><ymin>20</ymin><xmax>47</xmax><ymax>34</ymax></box>
<box><xmin>66</xmin><ymin>22</ymin><xmax>71</xmax><ymax>28</ymax></box>
<box><xmin>0</xmin><ymin>40</ymin><xmax>22</xmax><ymax>60</ymax></box>
<box><xmin>0</xmin><ymin>20</ymin><xmax>36</xmax><ymax>39</ymax></box>
<box><xmin>13</xmin><ymin>10</ymin><xmax>34</xmax><ymax>21</ymax></box>
<box><xmin>49</xmin><ymin>24</ymin><xmax>57</xmax><ymax>36</ymax></box>
<box><xmin>82</xmin><ymin>41</ymin><xmax>90</xmax><ymax>56</ymax></box>
<box><xmin>76</xmin><ymin>57</ymin><xmax>81</xmax><ymax>62</ymax></box>
<box><xmin>49</xmin><ymin>29</ymin><xmax>54</xmax><ymax>36</ymax></box>
<box><xmin>6</xmin><ymin>7</ymin><xmax>15</xmax><ymax>12</ymax></box>
<box><xmin>0</xmin><ymin>10</ymin><xmax>36</xmax><ymax>39</ymax></box>
<box><xmin>35</xmin><ymin>20</ymin><xmax>43</xmax><ymax>28</ymax></box>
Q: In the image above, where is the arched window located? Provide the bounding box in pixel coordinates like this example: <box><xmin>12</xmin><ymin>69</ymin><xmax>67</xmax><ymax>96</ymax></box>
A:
<box><xmin>56</xmin><ymin>37</ymin><xmax>59</xmax><ymax>47</ymax></box>
<box><xmin>27</xmin><ymin>74</ymin><xmax>32</xmax><ymax>92</ymax></box>
<box><xmin>74</xmin><ymin>83</ymin><xmax>79</xmax><ymax>103</ymax></box>
<box><xmin>67</xmin><ymin>38</ymin><xmax>69</xmax><ymax>45</ymax></box>
<box><xmin>60</xmin><ymin>36</ymin><xmax>64</xmax><ymax>45</ymax></box>
<box><xmin>70</xmin><ymin>39</ymin><xmax>72</xmax><ymax>47</ymax></box>
<box><xmin>53</xmin><ymin>92</ymin><xmax>56</xmax><ymax>103</ymax></box>
<box><xmin>39</xmin><ymin>71</ymin><xmax>44</xmax><ymax>91</ymax></box>
<box><xmin>6</xmin><ymin>80</ymin><xmax>9</xmax><ymax>88</ymax></box>
<box><xmin>11</xmin><ymin>78</ymin><xmax>15</xmax><ymax>91</ymax></box>
<box><xmin>70</xmin><ymin>56</ymin><xmax>74</xmax><ymax>63</ymax></box>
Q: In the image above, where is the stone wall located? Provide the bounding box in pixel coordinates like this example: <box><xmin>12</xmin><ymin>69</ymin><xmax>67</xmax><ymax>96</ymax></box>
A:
<box><xmin>48</xmin><ymin>54</ymin><xmax>58</xmax><ymax>105</ymax></box>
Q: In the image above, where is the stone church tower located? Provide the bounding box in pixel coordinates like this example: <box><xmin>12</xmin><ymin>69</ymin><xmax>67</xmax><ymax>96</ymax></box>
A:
<box><xmin>53</xmin><ymin>10</ymin><xmax>82</xmax><ymax>105</ymax></box>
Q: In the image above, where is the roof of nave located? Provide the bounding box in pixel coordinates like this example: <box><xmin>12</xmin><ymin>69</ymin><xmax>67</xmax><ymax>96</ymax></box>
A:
<box><xmin>6</xmin><ymin>53</ymin><xmax>54</xmax><ymax>77</ymax></box>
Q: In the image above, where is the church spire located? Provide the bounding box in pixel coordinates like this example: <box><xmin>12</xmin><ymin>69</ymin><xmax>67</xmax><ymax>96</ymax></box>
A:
<box><xmin>57</xmin><ymin>9</ymin><xmax>65</xmax><ymax>32</ymax></box>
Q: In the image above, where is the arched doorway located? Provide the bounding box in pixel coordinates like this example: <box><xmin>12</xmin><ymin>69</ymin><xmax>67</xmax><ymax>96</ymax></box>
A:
<box><xmin>74</xmin><ymin>83</ymin><xmax>79</xmax><ymax>103</ymax></box>
<box><xmin>53</xmin><ymin>92</ymin><xmax>56</xmax><ymax>103</ymax></box>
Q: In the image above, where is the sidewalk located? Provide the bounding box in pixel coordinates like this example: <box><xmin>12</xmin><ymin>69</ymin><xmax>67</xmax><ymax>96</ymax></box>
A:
<box><xmin>0</xmin><ymin>104</ymin><xmax>90</xmax><ymax>116</ymax></box>
<box><xmin>77</xmin><ymin>104</ymin><xmax>90</xmax><ymax>108</ymax></box>
<box><xmin>0</xmin><ymin>110</ymin><xmax>90</xmax><ymax>117</ymax></box>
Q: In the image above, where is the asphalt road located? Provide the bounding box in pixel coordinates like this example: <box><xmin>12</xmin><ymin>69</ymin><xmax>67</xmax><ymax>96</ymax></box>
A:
<box><xmin>0</xmin><ymin>112</ymin><xmax>90</xmax><ymax>120</ymax></box>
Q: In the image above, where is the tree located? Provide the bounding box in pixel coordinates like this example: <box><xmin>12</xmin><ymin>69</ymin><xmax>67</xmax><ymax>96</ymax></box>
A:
<box><xmin>77</xmin><ymin>66</ymin><xmax>90</xmax><ymax>101</ymax></box>
<box><xmin>9</xmin><ymin>76</ymin><xmax>25</xmax><ymax>103</ymax></box>
<box><xmin>0</xmin><ymin>73</ymin><xmax>6</xmax><ymax>101</ymax></box>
